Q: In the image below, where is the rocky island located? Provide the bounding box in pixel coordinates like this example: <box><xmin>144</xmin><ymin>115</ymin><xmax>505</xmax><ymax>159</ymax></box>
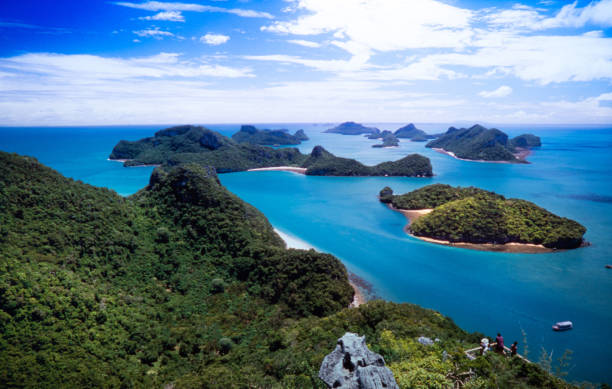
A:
<box><xmin>380</xmin><ymin>184</ymin><xmax>586</xmax><ymax>252</ymax></box>
<box><xmin>0</xmin><ymin>151</ymin><xmax>577</xmax><ymax>388</ymax></box>
<box><xmin>231</xmin><ymin>125</ymin><xmax>308</xmax><ymax>145</ymax></box>
<box><xmin>110</xmin><ymin>125</ymin><xmax>433</xmax><ymax>177</ymax></box>
<box><xmin>426</xmin><ymin>124</ymin><xmax>541</xmax><ymax>163</ymax></box>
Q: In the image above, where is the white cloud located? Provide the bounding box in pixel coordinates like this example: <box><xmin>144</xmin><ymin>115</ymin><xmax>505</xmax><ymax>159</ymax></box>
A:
<box><xmin>479</xmin><ymin>85</ymin><xmax>512</xmax><ymax>98</ymax></box>
<box><xmin>288</xmin><ymin>39</ymin><xmax>321</xmax><ymax>48</ymax></box>
<box><xmin>133</xmin><ymin>28</ymin><xmax>174</xmax><ymax>38</ymax></box>
<box><xmin>262</xmin><ymin>0</ymin><xmax>473</xmax><ymax>51</ymax></box>
<box><xmin>485</xmin><ymin>0</ymin><xmax>612</xmax><ymax>30</ymax></box>
<box><xmin>200</xmin><ymin>34</ymin><xmax>230</xmax><ymax>45</ymax></box>
<box><xmin>139</xmin><ymin>11</ymin><xmax>185</xmax><ymax>22</ymax></box>
<box><xmin>114</xmin><ymin>1</ymin><xmax>273</xmax><ymax>18</ymax></box>
<box><xmin>0</xmin><ymin>52</ymin><xmax>253</xmax><ymax>80</ymax></box>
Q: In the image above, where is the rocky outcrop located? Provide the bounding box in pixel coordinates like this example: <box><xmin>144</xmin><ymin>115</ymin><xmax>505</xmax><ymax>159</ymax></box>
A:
<box><xmin>319</xmin><ymin>333</ymin><xmax>398</xmax><ymax>389</ymax></box>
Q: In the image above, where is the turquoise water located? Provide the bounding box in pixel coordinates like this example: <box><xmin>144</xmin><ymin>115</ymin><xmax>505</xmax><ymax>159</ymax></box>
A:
<box><xmin>1</xmin><ymin>124</ymin><xmax>611</xmax><ymax>383</ymax></box>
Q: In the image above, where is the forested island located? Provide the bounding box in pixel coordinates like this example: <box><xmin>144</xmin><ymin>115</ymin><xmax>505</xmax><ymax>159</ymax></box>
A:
<box><xmin>109</xmin><ymin>125</ymin><xmax>433</xmax><ymax>177</ymax></box>
<box><xmin>324</xmin><ymin>121</ymin><xmax>379</xmax><ymax>135</ymax></box>
<box><xmin>380</xmin><ymin>184</ymin><xmax>586</xmax><ymax>252</ymax></box>
<box><xmin>371</xmin><ymin>131</ymin><xmax>399</xmax><ymax>148</ymax></box>
<box><xmin>231</xmin><ymin>125</ymin><xmax>308</xmax><ymax>145</ymax></box>
<box><xmin>393</xmin><ymin>123</ymin><xmax>438</xmax><ymax>142</ymax></box>
<box><xmin>426</xmin><ymin>124</ymin><xmax>541</xmax><ymax>163</ymax></box>
<box><xmin>0</xmin><ymin>151</ymin><xmax>578</xmax><ymax>388</ymax></box>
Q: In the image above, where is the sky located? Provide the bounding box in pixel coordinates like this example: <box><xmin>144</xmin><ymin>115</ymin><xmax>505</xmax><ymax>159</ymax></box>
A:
<box><xmin>0</xmin><ymin>0</ymin><xmax>611</xmax><ymax>125</ymax></box>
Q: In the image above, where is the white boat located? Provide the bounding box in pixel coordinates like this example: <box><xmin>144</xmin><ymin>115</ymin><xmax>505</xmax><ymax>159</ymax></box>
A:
<box><xmin>552</xmin><ymin>321</ymin><xmax>573</xmax><ymax>331</ymax></box>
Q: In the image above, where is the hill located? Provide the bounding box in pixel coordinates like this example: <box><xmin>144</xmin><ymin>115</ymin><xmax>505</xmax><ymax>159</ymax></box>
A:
<box><xmin>425</xmin><ymin>124</ymin><xmax>541</xmax><ymax>162</ymax></box>
<box><xmin>110</xmin><ymin>125</ymin><xmax>433</xmax><ymax>177</ymax></box>
<box><xmin>303</xmin><ymin>146</ymin><xmax>432</xmax><ymax>176</ymax></box>
<box><xmin>231</xmin><ymin>125</ymin><xmax>308</xmax><ymax>145</ymax></box>
<box><xmin>0</xmin><ymin>152</ymin><xmax>578</xmax><ymax>388</ymax></box>
<box><xmin>324</xmin><ymin>121</ymin><xmax>379</xmax><ymax>135</ymax></box>
<box><xmin>381</xmin><ymin>184</ymin><xmax>586</xmax><ymax>250</ymax></box>
<box><xmin>394</xmin><ymin>123</ymin><xmax>437</xmax><ymax>142</ymax></box>
<box><xmin>372</xmin><ymin>132</ymin><xmax>400</xmax><ymax>148</ymax></box>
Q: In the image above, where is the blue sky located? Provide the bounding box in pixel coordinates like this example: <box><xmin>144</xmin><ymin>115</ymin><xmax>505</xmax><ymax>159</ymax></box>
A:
<box><xmin>0</xmin><ymin>0</ymin><xmax>611</xmax><ymax>125</ymax></box>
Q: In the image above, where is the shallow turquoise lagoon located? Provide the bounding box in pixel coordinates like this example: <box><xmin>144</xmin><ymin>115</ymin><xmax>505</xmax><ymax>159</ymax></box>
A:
<box><xmin>1</xmin><ymin>123</ymin><xmax>611</xmax><ymax>383</ymax></box>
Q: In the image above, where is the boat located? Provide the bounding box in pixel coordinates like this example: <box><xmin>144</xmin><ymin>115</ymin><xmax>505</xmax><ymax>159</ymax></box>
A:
<box><xmin>552</xmin><ymin>321</ymin><xmax>573</xmax><ymax>331</ymax></box>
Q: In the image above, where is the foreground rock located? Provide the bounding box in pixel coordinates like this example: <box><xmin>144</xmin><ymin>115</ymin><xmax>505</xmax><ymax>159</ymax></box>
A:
<box><xmin>319</xmin><ymin>332</ymin><xmax>399</xmax><ymax>389</ymax></box>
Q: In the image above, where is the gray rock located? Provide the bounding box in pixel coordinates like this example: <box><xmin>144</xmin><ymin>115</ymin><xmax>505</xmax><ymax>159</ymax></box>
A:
<box><xmin>318</xmin><ymin>332</ymin><xmax>399</xmax><ymax>389</ymax></box>
<box><xmin>417</xmin><ymin>336</ymin><xmax>434</xmax><ymax>346</ymax></box>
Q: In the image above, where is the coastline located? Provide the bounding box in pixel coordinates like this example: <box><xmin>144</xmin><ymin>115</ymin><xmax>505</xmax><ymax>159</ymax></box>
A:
<box><xmin>107</xmin><ymin>158</ymin><xmax>160</xmax><ymax>167</ymax></box>
<box><xmin>247</xmin><ymin>166</ymin><xmax>307</xmax><ymax>174</ymax></box>
<box><xmin>273</xmin><ymin>227</ymin><xmax>365</xmax><ymax>307</ymax></box>
<box><xmin>389</xmin><ymin>204</ymin><xmax>553</xmax><ymax>254</ymax></box>
<box><xmin>432</xmin><ymin>148</ymin><xmax>531</xmax><ymax>164</ymax></box>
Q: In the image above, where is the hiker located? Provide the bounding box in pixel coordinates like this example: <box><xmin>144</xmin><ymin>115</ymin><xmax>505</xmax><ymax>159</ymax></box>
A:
<box><xmin>495</xmin><ymin>333</ymin><xmax>505</xmax><ymax>354</ymax></box>
<box><xmin>480</xmin><ymin>338</ymin><xmax>489</xmax><ymax>355</ymax></box>
<box><xmin>510</xmin><ymin>341</ymin><xmax>518</xmax><ymax>356</ymax></box>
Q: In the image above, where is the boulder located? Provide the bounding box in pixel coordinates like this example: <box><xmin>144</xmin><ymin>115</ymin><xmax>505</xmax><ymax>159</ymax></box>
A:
<box><xmin>319</xmin><ymin>332</ymin><xmax>398</xmax><ymax>389</ymax></box>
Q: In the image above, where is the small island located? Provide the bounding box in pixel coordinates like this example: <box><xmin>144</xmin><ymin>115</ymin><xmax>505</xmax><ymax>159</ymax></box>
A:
<box><xmin>109</xmin><ymin>125</ymin><xmax>433</xmax><ymax>177</ymax></box>
<box><xmin>371</xmin><ymin>132</ymin><xmax>399</xmax><ymax>148</ymax></box>
<box><xmin>324</xmin><ymin>121</ymin><xmax>379</xmax><ymax>135</ymax></box>
<box><xmin>380</xmin><ymin>184</ymin><xmax>586</xmax><ymax>252</ymax></box>
<box><xmin>394</xmin><ymin>123</ymin><xmax>438</xmax><ymax>142</ymax></box>
<box><xmin>231</xmin><ymin>125</ymin><xmax>308</xmax><ymax>145</ymax></box>
<box><xmin>426</xmin><ymin>124</ymin><xmax>541</xmax><ymax>163</ymax></box>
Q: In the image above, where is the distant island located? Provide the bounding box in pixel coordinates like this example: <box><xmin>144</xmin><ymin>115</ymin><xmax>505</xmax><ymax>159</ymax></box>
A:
<box><xmin>109</xmin><ymin>125</ymin><xmax>433</xmax><ymax>177</ymax></box>
<box><xmin>371</xmin><ymin>131</ymin><xmax>399</xmax><ymax>148</ymax></box>
<box><xmin>231</xmin><ymin>125</ymin><xmax>308</xmax><ymax>145</ymax></box>
<box><xmin>426</xmin><ymin>124</ymin><xmax>541</xmax><ymax>163</ymax></box>
<box><xmin>324</xmin><ymin>121</ymin><xmax>379</xmax><ymax>135</ymax></box>
<box><xmin>380</xmin><ymin>184</ymin><xmax>586</xmax><ymax>252</ymax></box>
<box><xmin>393</xmin><ymin>123</ymin><xmax>438</xmax><ymax>142</ymax></box>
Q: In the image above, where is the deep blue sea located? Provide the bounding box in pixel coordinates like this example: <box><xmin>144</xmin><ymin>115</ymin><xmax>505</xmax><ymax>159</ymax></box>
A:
<box><xmin>1</xmin><ymin>123</ymin><xmax>611</xmax><ymax>384</ymax></box>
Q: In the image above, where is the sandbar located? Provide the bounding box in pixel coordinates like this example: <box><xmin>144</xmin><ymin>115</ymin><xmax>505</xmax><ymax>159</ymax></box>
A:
<box><xmin>432</xmin><ymin>148</ymin><xmax>531</xmax><ymax>164</ymax></box>
<box><xmin>247</xmin><ymin>166</ymin><xmax>307</xmax><ymax>174</ymax></box>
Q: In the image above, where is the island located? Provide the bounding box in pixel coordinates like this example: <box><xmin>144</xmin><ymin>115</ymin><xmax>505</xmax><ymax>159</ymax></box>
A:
<box><xmin>109</xmin><ymin>125</ymin><xmax>433</xmax><ymax>177</ymax></box>
<box><xmin>425</xmin><ymin>124</ymin><xmax>541</xmax><ymax>163</ymax></box>
<box><xmin>231</xmin><ymin>124</ymin><xmax>308</xmax><ymax>145</ymax></box>
<box><xmin>372</xmin><ymin>132</ymin><xmax>399</xmax><ymax>148</ymax></box>
<box><xmin>0</xmin><ymin>152</ymin><xmax>573</xmax><ymax>388</ymax></box>
<box><xmin>394</xmin><ymin>123</ymin><xmax>438</xmax><ymax>142</ymax></box>
<box><xmin>0</xmin><ymin>151</ymin><xmax>576</xmax><ymax>388</ymax></box>
<box><xmin>380</xmin><ymin>184</ymin><xmax>586</xmax><ymax>252</ymax></box>
<box><xmin>324</xmin><ymin>121</ymin><xmax>379</xmax><ymax>135</ymax></box>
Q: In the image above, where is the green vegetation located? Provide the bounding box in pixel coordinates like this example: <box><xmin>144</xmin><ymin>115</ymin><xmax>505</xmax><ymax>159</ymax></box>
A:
<box><xmin>231</xmin><ymin>125</ymin><xmax>308</xmax><ymax>145</ymax></box>
<box><xmin>511</xmin><ymin>133</ymin><xmax>542</xmax><ymax>148</ymax></box>
<box><xmin>303</xmin><ymin>146</ymin><xmax>433</xmax><ymax>177</ymax></box>
<box><xmin>324</xmin><ymin>121</ymin><xmax>379</xmax><ymax>135</ymax></box>
<box><xmin>372</xmin><ymin>132</ymin><xmax>400</xmax><ymax>148</ymax></box>
<box><xmin>425</xmin><ymin>124</ymin><xmax>541</xmax><ymax>162</ymax></box>
<box><xmin>381</xmin><ymin>184</ymin><xmax>586</xmax><ymax>249</ymax></box>
<box><xmin>109</xmin><ymin>125</ymin><xmax>433</xmax><ymax>177</ymax></box>
<box><xmin>0</xmin><ymin>152</ymin><xmax>584</xmax><ymax>387</ymax></box>
<box><xmin>380</xmin><ymin>183</ymin><xmax>499</xmax><ymax>209</ymax></box>
<box><xmin>393</xmin><ymin>123</ymin><xmax>436</xmax><ymax>142</ymax></box>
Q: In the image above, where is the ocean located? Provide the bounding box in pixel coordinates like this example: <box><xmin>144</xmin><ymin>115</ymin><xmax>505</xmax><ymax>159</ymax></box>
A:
<box><xmin>1</xmin><ymin>123</ymin><xmax>611</xmax><ymax>384</ymax></box>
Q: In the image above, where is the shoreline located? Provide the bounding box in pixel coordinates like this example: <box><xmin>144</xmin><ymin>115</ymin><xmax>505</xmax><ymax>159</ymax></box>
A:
<box><xmin>389</xmin><ymin>204</ymin><xmax>553</xmax><ymax>254</ymax></box>
<box><xmin>247</xmin><ymin>166</ymin><xmax>307</xmax><ymax>174</ymax></box>
<box><xmin>432</xmin><ymin>148</ymin><xmax>531</xmax><ymax>164</ymax></box>
<box><xmin>107</xmin><ymin>158</ymin><xmax>160</xmax><ymax>167</ymax></box>
<box><xmin>272</xmin><ymin>228</ymin><xmax>365</xmax><ymax>307</ymax></box>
